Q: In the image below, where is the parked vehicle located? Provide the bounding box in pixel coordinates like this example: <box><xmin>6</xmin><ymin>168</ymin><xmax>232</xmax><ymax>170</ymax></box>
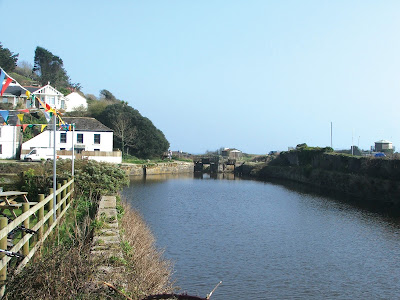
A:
<box><xmin>24</xmin><ymin>148</ymin><xmax>54</xmax><ymax>162</ymax></box>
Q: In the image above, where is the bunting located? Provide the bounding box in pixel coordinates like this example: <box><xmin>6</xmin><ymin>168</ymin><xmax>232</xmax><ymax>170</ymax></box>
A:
<box><xmin>22</xmin><ymin>124</ymin><xmax>28</xmax><ymax>132</ymax></box>
<box><xmin>0</xmin><ymin>67</ymin><xmax>65</xmax><ymax>126</ymax></box>
<box><xmin>0</xmin><ymin>77</ymin><xmax>12</xmax><ymax>96</ymax></box>
<box><xmin>0</xmin><ymin>71</ymin><xmax>5</xmax><ymax>91</ymax></box>
<box><xmin>17</xmin><ymin>114</ymin><xmax>24</xmax><ymax>122</ymax></box>
<box><xmin>43</xmin><ymin>111</ymin><xmax>51</xmax><ymax>122</ymax></box>
<box><xmin>41</xmin><ymin>124</ymin><xmax>47</xmax><ymax>132</ymax></box>
<box><xmin>0</xmin><ymin>110</ymin><xmax>9</xmax><ymax>124</ymax></box>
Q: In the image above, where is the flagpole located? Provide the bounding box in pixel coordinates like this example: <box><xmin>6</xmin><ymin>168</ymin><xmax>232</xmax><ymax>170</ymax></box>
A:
<box><xmin>53</xmin><ymin>114</ymin><xmax>57</xmax><ymax>221</ymax></box>
<box><xmin>72</xmin><ymin>123</ymin><xmax>75</xmax><ymax>177</ymax></box>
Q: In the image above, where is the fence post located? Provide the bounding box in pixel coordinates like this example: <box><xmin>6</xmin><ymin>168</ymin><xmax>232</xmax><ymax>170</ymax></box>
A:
<box><xmin>57</xmin><ymin>183</ymin><xmax>61</xmax><ymax>218</ymax></box>
<box><xmin>67</xmin><ymin>178</ymin><xmax>71</xmax><ymax>205</ymax></box>
<box><xmin>62</xmin><ymin>180</ymin><xmax>67</xmax><ymax>212</ymax></box>
<box><xmin>22</xmin><ymin>203</ymin><xmax>29</xmax><ymax>257</ymax></box>
<box><xmin>49</xmin><ymin>188</ymin><xmax>54</xmax><ymax>227</ymax></box>
<box><xmin>0</xmin><ymin>217</ymin><xmax>7</xmax><ymax>281</ymax></box>
<box><xmin>38</xmin><ymin>194</ymin><xmax>45</xmax><ymax>240</ymax></box>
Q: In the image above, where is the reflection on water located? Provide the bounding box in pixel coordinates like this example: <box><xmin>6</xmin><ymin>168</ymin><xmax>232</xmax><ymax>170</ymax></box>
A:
<box><xmin>123</xmin><ymin>174</ymin><xmax>400</xmax><ymax>299</ymax></box>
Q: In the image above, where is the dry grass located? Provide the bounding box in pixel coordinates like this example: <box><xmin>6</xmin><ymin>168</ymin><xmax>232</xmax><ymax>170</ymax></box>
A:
<box><xmin>120</xmin><ymin>201</ymin><xmax>175</xmax><ymax>299</ymax></box>
<box><xmin>4</xmin><ymin>217</ymin><xmax>103</xmax><ymax>299</ymax></box>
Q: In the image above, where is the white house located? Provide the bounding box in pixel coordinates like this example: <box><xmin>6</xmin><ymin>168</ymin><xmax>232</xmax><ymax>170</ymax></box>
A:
<box><xmin>2</xmin><ymin>84</ymin><xmax>66</xmax><ymax>110</ymax></box>
<box><xmin>21</xmin><ymin>117</ymin><xmax>121</xmax><ymax>163</ymax></box>
<box><xmin>1</xmin><ymin>84</ymin><xmax>39</xmax><ymax>109</ymax></box>
<box><xmin>32</xmin><ymin>84</ymin><xmax>66</xmax><ymax>110</ymax></box>
<box><xmin>0</xmin><ymin>113</ymin><xmax>21</xmax><ymax>159</ymax></box>
<box><xmin>65</xmin><ymin>92</ymin><xmax>88</xmax><ymax>112</ymax></box>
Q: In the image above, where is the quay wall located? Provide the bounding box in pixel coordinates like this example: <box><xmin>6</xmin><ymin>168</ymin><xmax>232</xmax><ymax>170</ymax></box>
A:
<box><xmin>120</xmin><ymin>161</ymin><xmax>194</xmax><ymax>176</ymax></box>
<box><xmin>238</xmin><ymin>152</ymin><xmax>400</xmax><ymax>213</ymax></box>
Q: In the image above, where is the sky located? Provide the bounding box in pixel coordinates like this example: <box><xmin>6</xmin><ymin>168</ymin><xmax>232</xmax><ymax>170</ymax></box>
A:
<box><xmin>1</xmin><ymin>0</ymin><xmax>400</xmax><ymax>154</ymax></box>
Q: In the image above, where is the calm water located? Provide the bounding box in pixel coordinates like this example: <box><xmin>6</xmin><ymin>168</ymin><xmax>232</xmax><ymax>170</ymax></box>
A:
<box><xmin>122</xmin><ymin>174</ymin><xmax>400</xmax><ymax>299</ymax></box>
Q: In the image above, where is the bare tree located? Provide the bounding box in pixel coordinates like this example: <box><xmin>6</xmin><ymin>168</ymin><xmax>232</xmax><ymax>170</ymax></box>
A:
<box><xmin>113</xmin><ymin>114</ymin><xmax>137</xmax><ymax>155</ymax></box>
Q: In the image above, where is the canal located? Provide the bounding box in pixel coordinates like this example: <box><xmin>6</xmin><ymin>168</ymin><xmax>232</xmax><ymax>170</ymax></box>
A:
<box><xmin>122</xmin><ymin>174</ymin><xmax>400</xmax><ymax>299</ymax></box>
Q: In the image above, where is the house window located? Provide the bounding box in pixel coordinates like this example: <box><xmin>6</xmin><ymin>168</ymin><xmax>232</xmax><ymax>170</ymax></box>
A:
<box><xmin>77</xmin><ymin>134</ymin><xmax>83</xmax><ymax>144</ymax></box>
<box><xmin>94</xmin><ymin>149</ymin><xmax>100</xmax><ymax>151</ymax></box>
<box><xmin>0</xmin><ymin>145</ymin><xmax>2</xmax><ymax>154</ymax></box>
<box><xmin>94</xmin><ymin>134</ymin><xmax>100</xmax><ymax>144</ymax></box>
<box><xmin>48</xmin><ymin>96</ymin><xmax>55</xmax><ymax>105</ymax></box>
<box><xmin>61</xmin><ymin>99</ymin><xmax>65</xmax><ymax>109</ymax></box>
<box><xmin>2</xmin><ymin>98</ymin><xmax>7</xmax><ymax>103</ymax></box>
<box><xmin>60</xmin><ymin>133</ymin><xmax>67</xmax><ymax>143</ymax></box>
<box><xmin>0</xmin><ymin>127</ymin><xmax>2</xmax><ymax>138</ymax></box>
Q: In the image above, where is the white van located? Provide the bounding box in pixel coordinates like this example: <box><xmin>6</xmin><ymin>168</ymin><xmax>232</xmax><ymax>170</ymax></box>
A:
<box><xmin>24</xmin><ymin>148</ymin><xmax>54</xmax><ymax>162</ymax></box>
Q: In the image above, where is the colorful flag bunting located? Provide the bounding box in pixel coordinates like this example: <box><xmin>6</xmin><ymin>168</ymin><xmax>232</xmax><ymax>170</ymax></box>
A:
<box><xmin>18</xmin><ymin>109</ymin><xmax>30</xmax><ymax>113</ymax></box>
<box><xmin>41</xmin><ymin>124</ymin><xmax>47</xmax><ymax>132</ymax></box>
<box><xmin>0</xmin><ymin>111</ymin><xmax>9</xmax><ymax>123</ymax></box>
<box><xmin>44</xmin><ymin>111</ymin><xmax>51</xmax><ymax>122</ymax></box>
<box><xmin>17</xmin><ymin>114</ymin><xmax>24</xmax><ymax>122</ymax></box>
<box><xmin>0</xmin><ymin>77</ymin><xmax>12</xmax><ymax>96</ymax></box>
<box><xmin>0</xmin><ymin>71</ymin><xmax>5</xmax><ymax>92</ymax></box>
<box><xmin>22</xmin><ymin>124</ymin><xmax>28</xmax><ymax>132</ymax></box>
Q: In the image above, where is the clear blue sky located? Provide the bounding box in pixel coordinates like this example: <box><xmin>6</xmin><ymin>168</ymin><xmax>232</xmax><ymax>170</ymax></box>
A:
<box><xmin>1</xmin><ymin>1</ymin><xmax>400</xmax><ymax>154</ymax></box>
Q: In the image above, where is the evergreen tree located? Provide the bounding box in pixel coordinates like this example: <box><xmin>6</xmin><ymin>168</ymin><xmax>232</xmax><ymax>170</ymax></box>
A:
<box><xmin>100</xmin><ymin>102</ymin><xmax>169</xmax><ymax>158</ymax></box>
<box><xmin>33</xmin><ymin>46</ymin><xmax>70</xmax><ymax>88</ymax></box>
<box><xmin>0</xmin><ymin>43</ymin><xmax>19</xmax><ymax>72</ymax></box>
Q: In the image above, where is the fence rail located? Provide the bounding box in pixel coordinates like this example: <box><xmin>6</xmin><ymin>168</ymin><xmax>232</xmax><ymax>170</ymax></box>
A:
<box><xmin>0</xmin><ymin>178</ymin><xmax>74</xmax><ymax>282</ymax></box>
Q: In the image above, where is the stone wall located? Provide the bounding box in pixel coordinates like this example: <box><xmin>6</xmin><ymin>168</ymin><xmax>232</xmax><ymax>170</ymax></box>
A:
<box><xmin>244</xmin><ymin>162</ymin><xmax>400</xmax><ymax>213</ymax></box>
<box><xmin>120</xmin><ymin>161</ymin><xmax>194</xmax><ymax>176</ymax></box>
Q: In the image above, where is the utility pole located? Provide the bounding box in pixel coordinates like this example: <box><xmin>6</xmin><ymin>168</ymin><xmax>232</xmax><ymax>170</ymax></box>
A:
<box><xmin>330</xmin><ymin>122</ymin><xmax>333</xmax><ymax>148</ymax></box>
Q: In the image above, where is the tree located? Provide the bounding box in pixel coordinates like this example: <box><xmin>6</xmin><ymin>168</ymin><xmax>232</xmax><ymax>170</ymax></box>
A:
<box><xmin>33</xmin><ymin>46</ymin><xmax>70</xmax><ymax>88</ymax></box>
<box><xmin>113</xmin><ymin>114</ymin><xmax>138</xmax><ymax>155</ymax></box>
<box><xmin>100</xmin><ymin>102</ymin><xmax>169</xmax><ymax>158</ymax></box>
<box><xmin>100</xmin><ymin>89</ymin><xmax>117</xmax><ymax>101</ymax></box>
<box><xmin>0</xmin><ymin>43</ymin><xmax>19</xmax><ymax>72</ymax></box>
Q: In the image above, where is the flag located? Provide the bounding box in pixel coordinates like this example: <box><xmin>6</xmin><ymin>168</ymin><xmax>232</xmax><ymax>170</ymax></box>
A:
<box><xmin>17</xmin><ymin>114</ymin><xmax>24</xmax><ymax>122</ymax></box>
<box><xmin>43</xmin><ymin>111</ymin><xmax>51</xmax><ymax>122</ymax></box>
<box><xmin>0</xmin><ymin>71</ymin><xmax>5</xmax><ymax>91</ymax></box>
<box><xmin>41</xmin><ymin>124</ymin><xmax>47</xmax><ymax>132</ymax></box>
<box><xmin>0</xmin><ymin>111</ymin><xmax>9</xmax><ymax>124</ymax></box>
<box><xmin>18</xmin><ymin>109</ymin><xmax>29</xmax><ymax>113</ymax></box>
<box><xmin>0</xmin><ymin>78</ymin><xmax>12</xmax><ymax>96</ymax></box>
<box><xmin>22</xmin><ymin>124</ymin><xmax>28</xmax><ymax>132</ymax></box>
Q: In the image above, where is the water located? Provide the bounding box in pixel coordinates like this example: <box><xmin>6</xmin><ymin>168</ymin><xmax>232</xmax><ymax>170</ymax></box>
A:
<box><xmin>122</xmin><ymin>174</ymin><xmax>400</xmax><ymax>299</ymax></box>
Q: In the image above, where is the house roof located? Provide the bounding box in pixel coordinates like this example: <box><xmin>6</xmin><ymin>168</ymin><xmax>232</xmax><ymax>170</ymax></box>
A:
<box><xmin>3</xmin><ymin>85</ymin><xmax>39</xmax><ymax>97</ymax></box>
<box><xmin>61</xmin><ymin>117</ymin><xmax>112</xmax><ymax>132</ymax></box>
<box><xmin>375</xmin><ymin>140</ymin><xmax>392</xmax><ymax>144</ymax></box>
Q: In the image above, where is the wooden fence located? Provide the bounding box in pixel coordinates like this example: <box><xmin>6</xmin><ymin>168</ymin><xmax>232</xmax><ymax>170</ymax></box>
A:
<box><xmin>0</xmin><ymin>178</ymin><xmax>74</xmax><ymax>283</ymax></box>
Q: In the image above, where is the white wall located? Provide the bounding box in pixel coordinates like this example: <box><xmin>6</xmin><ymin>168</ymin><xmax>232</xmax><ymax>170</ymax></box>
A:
<box><xmin>65</xmin><ymin>92</ymin><xmax>88</xmax><ymax>112</ymax></box>
<box><xmin>22</xmin><ymin>130</ymin><xmax>114</xmax><ymax>152</ymax></box>
<box><xmin>0</xmin><ymin>126</ymin><xmax>20</xmax><ymax>159</ymax></box>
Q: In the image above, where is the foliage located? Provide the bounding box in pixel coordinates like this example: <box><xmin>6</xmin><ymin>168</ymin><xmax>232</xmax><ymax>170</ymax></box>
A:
<box><xmin>73</xmin><ymin>159</ymin><xmax>129</xmax><ymax>200</ymax></box>
<box><xmin>87</xmin><ymin>99</ymin><xmax>110</xmax><ymax>119</ymax></box>
<box><xmin>100</xmin><ymin>102</ymin><xmax>170</xmax><ymax>158</ymax></box>
<box><xmin>13</xmin><ymin>61</ymin><xmax>40</xmax><ymax>84</ymax></box>
<box><xmin>33</xmin><ymin>46</ymin><xmax>70</xmax><ymax>88</ymax></box>
<box><xmin>21</xmin><ymin>111</ymin><xmax>48</xmax><ymax>142</ymax></box>
<box><xmin>0</xmin><ymin>43</ymin><xmax>18</xmax><ymax>72</ymax></box>
<box><xmin>100</xmin><ymin>89</ymin><xmax>118</xmax><ymax>101</ymax></box>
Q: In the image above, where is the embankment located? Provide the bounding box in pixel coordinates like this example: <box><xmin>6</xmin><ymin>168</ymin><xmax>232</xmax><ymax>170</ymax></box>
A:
<box><xmin>239</xmin><ymin>150</ymin><xmax>400</xmax><ymax>214</ymax></box>
<box><xmin>120</xmin><ymin>161</ymin><xmax>193</xmax><ymax>176</ymax></box>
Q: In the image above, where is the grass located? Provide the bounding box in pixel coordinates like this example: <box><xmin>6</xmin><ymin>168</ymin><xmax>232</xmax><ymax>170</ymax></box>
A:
<box><xmin>118</xmin><ymin>199</ymin><xmax>175</xmax><ymax>299</ymax></box>
<box><xmin>4</xmin><ymin>194</ymin><xmax>175</xmax><ymax>300</ymax></box>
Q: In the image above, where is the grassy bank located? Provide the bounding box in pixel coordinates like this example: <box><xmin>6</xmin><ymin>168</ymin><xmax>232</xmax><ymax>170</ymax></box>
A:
<box><xmin>4</xmin><ymin>160</ymin><xmax>175</xmax><ymax>299</ymax></box>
